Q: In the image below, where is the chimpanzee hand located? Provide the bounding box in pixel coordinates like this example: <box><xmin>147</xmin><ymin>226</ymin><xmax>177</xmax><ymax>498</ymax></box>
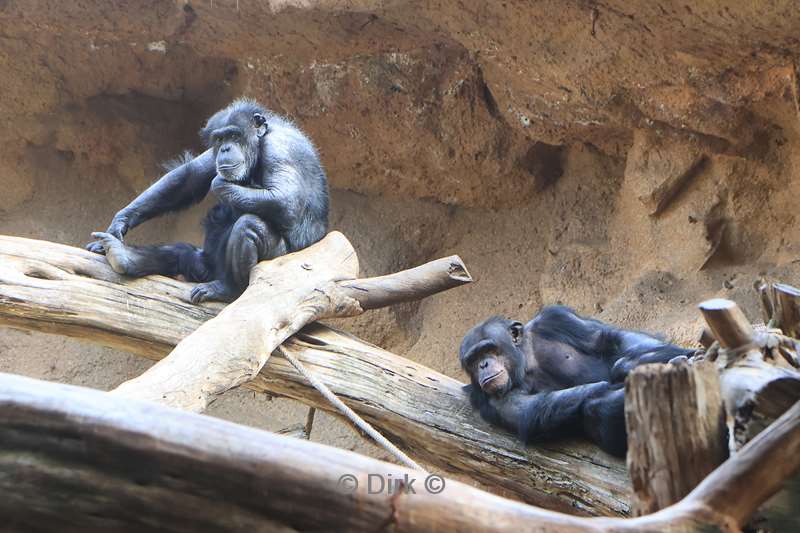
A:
<box><xmin>86</xmin><ymin>215</ymin><xmax>129</xmax><ymax>254</ymax></box>
<box><xmin>210</xmin><ymin>175</ymin><xmax>237</xmax><ymax>204</ymax></box>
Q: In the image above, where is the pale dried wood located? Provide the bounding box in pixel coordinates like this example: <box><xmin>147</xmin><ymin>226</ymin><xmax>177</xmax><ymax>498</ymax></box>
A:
<box><xmin>111</xmin><ymin>231</ymin><xmax>362</xmax><ymax>411</ymax></box>
<box><xmin>0</xmin><ymin>235</ymin><xmax>629</xmax><ymax>515</ymax></box>
<box><xmin>698</xmin><ymin>298</ymin><xmax>800</xmax><ymax>450</ymax></box>
<box><xmin>698</xmin><ymin>298</ymin><xmax>755</xmax><ymax>351</ymax></box>
<box><xmin>1</xmin><ymin>373</ymin><xmax>798</xmax><ymax>532</ymax></box>
<box><xmin>625</xmin><ymin>361</ymin><xmax>727</xmax><ymax>516</ymax></box>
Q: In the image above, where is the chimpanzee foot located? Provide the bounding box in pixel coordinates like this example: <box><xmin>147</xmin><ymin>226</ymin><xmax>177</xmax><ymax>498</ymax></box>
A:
<box><xmin>668</xmin><ymin>355</ymin><xmax>690</xmax><ymax>366</ymax></box>
<box><xmin>189</xmin><ymin>280</ymin><xmax>237</xmax><ymax>304</ymax></box>
<box><xmin>91</xmin><ymin>232</ymin><xmax>133</xmax><ymax>275</ymax></box>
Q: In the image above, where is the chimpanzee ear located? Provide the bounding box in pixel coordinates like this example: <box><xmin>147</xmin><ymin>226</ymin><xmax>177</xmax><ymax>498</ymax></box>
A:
<box><xmin>509</xmin><ymin>321</ymin><xmax>523</xmax><ymax>344</ymax></box>
<box><xmin>253</xmin><ymin>113</ymin><xmax>269</xmax><ymax>138</ymax></box>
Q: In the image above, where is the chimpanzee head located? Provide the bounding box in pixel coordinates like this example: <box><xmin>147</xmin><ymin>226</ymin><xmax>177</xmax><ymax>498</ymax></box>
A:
<box><xmin>201</xmin><ymin>98</ymin><xmax>269</xmax><ymax>183</ymax></box>
<box><xmin>459</xmin><ymin>316</ymin><xmax>527</xmax><ymax>397</ymax></box>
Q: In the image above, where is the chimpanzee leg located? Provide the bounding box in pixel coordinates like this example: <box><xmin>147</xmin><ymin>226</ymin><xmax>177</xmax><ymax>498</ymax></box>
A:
<box><xmin>582</xmin><ymin>386</ymin><xmax>627</xmax><ymax>457</ymax></box>
<box><xmin>226</xmin><ymin>214</ymin><xmax>288</xmax><ymax>289</ymax></box>
<box><xmin>189</xmin><ymin>214</ymin><xmax>287</xmax><ymax>304</ymax></box>
<box><xmin>91</xmin><ymin>232</ymin><xmax>209</xmax><ymax>281</ymax></box>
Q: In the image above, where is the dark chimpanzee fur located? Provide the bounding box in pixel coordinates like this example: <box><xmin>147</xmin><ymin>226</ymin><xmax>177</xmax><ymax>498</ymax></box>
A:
<box><xmin>87</xmin><ymin>99</ymin><xmax>329</xmax><ymax>303</ymax></box>
<box><xmin>459</xmin><ymin>305</ymin><xmax>696</xmax><ymax>456</ymax></box>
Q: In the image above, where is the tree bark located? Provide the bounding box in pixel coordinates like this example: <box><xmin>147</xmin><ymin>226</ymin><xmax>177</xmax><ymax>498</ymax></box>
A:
<box><xmin>698</xmin><ymin>298</ymin><xmax>800</xmax><ymax>449</ymax></box>
<box><xmin>0</xmin><ymin>235</ymin><xmax>629</xmax><ymax>515</ymax></box>
<box><xmin>109</xmin><ymin>231</ymin><xmax>472</xmax><ymax>411</ymax></box>
<box><xmin>110</xmin><ymin>231</ymin><xmax>361</xmax><ymax>411</ymax></box>
<box><xmin>1</xmin><ymin>372</ymin><xmax>798</xmax><ymax>533</ymax></box>
<box><xmin>699</xmin><ymin>297</ymin><xmax>800</xmax><ymax>530</ymax></box>
<box><xmin>625</xmin><ymin>361</ymin><xmax>728</xmax><ymax>515</ymax></box>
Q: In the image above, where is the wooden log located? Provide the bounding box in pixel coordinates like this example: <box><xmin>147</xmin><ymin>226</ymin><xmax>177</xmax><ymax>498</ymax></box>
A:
<box><xmin>756</xmin><ymin>280</ymin><xmax>775</xmax><ymax>325</ymax></box>
<box><xmin>698</xmin><ymin>327</ymin><xmax>715</xmax><ymax>349</ymax></box>
<box><xmin>109</xmin><ymin>231</ymin><xmax>360</xmax><ymax>411</ymax></box>
<box><xmin>698</xmin><ymin>298</ymin><xmax>800</xmax><ymax>449</ymax></box>
<box><xmin>0</xmin><ymin>235</ymin><xmax>629</xmax><ymax>515</ymax></box>
<box><xmin>625</xmin><ymin>361</ymin><xmax>728</xmax><ymax>516</ymax></box>
<box><xmin>698</xmin><ymin>298</ymin><xmax>755</xmax><ymax>351</ymax></box>
<box><xmin>1</xmin><ymin>373</ymin><xmax>798</xmax><ymax>532</ymax></box>
<box><xmin>700</xmin><ymin>296</ymin><xmax>800</xmax><ymax>531</ymax></box>
<box><xmin>110</xmin><ymin>232</ymin><xmax>472</xmax><ymax>411</ymax></box>
<box><xmin>774</xmin><ymin>283</ymin><xmax>800</xmax><ymax>338</ymax></box>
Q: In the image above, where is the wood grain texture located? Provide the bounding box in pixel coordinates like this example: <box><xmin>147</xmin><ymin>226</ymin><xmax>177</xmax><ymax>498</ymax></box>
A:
<box><xmin>625</xmin><ymin>361</ymin><xmax>727</xmax><ymax>515</ymax></box>
<box><xmin>1</xmin><ymin>373</ymin><xmax>797</xmax><ymax>532</ymax></box>
<box><xmin>0</xmin><ymin>234</ymin><xmax>628</xmax><ymax>515</ymax></box>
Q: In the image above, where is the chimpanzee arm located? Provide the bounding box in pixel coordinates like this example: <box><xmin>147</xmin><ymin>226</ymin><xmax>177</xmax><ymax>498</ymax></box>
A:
<box><xmin>210</xmin><ymin>170</ymin><xmax>301</xmax><ymax>223</ymax></box>
<box><xmin>118</xmin><ymin>149</ymin><xmax>217</xmax><ymax>230</ymax></box>
<box><xmin>88</xmin><ymin>149</ymin><xmax>216</xmax><ymax>249</ymax></box>
<box><xmin>609</xmin><ymin>330</ymin><xmax>697</xmax><ymax>383</ymax></box>
<box><xmin>488</xmin><ymin>381</ymin><xmax>625</xmax><ymax>453</ymax></box>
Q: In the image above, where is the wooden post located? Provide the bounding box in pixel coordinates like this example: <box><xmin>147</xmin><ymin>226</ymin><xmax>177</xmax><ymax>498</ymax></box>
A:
<box><xmin>699</xmin><ymin>298</ymin><xmax>800</xmax><ymax>449</ymax></box>
<box><xmin>625</xmin><ymin>361</ymin><xmax>727</xmax><ymax>515</ymax></box>
<box><xmin>698</xmin><ymin>298</ymin><xmax>755</xmax><ymax>351</ymax></box>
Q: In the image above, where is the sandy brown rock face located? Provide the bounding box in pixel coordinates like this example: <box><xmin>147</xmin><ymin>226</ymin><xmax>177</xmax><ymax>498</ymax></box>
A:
<box><xmin>2</xmin><ymin>0</ymin><xmax>800</xmax><ymax>498</ymax></box>
<box><xmin>3</xmin><ymin>1</ymin><xmax>799</xmax><ymax>206</ymax></box>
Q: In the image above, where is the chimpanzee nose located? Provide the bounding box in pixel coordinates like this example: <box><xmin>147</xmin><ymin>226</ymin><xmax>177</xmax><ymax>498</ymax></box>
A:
<box><xmin>480</xmin><ymin>360</ymin><xmax>489</xmax><ymax>369</ymax></box>
<box><xmin>221</xmin><ymin>144</ymin><xmax>230</xmax><ymax>153</ymax></box>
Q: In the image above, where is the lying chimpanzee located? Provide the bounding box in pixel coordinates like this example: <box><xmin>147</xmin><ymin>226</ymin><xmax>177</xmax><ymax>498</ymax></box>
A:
<box><xmin>88</xmin><ymin>98</ymin><xmax>329</xmax><ymax>303</ymax></box>
<box><xmin>459</xmin><ymin>306</ymin><xmax>696</xmax><ymax>456</ymax></box>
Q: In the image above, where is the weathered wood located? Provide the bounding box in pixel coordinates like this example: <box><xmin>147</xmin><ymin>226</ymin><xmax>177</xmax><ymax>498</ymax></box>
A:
<box><xmin>110</xmin><ymin>232</ymin><xmax>473</xmax><ymax>412</ymax></box>
<box><xmin>774</xmin><ymin>283</ymin><xmax>800</xmax><ymax>338</ymax></box>
<box><xmin>111</xmin><ymin>231</ymin><xmax>362</xmax><ymax>411</ymax></box>
<box><xmin>699</xmin><ymin>298</ymin><xmax>755</xmax><ymax>351</ymax></box>
<box><xmin>699</xmin><ymin>298</ymin><xmax>800</xmax><ymax>450</ymax></box>
<box><xmin>756</xmin><ymin>280</ymin><xmax>775</xmax><ymax>325</ymax></box>
<box><xmin>1</xmin><ymin>373</ymin><xmax>798</xmax><ymax>532</ymax></box>
<box><xmin>338</xmin><ymin>255</ymin><xmax>471</xmax><ymax>311</ymax></box>
<box><xmin>0</xmin><ymin>235</ymin><xmax>629</xmax><ymax>515</ymax></box>
<box><xmin>625</xmin><ymin>361</ymin><xmax>727</xmax><ymax>516</ymax></box>
<box><xmin>698</xmin><ymin>327</ymin><xmax>715</xmax><ymax>349</ymax></box>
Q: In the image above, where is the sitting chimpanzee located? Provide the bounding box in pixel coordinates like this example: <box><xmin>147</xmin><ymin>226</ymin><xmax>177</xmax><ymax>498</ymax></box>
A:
<box><xmin>88</xmin><ymin>99</ymin><xmax>329</xmax><ymax>303</ymax></box>
<box><xmin>459</xmin><ymin>305</ymin><xmax>696</xmax><ymax>456</ymax></box>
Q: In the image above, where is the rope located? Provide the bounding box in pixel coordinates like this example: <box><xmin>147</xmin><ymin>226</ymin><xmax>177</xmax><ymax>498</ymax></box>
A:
<box><xmin>278</xmin><ymin>346</ymin><xmax>426</xmax><ymax>472</ymax></box>
<box><xmin>711</xmin><ymin>328</ymin><xmax>800</xmax><ymax>368</ymax></box>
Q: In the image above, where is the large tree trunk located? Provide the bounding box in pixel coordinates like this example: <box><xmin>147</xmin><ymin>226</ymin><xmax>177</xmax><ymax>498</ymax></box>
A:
<box><xmin>1</xmin><ymin>373</ymin><xmax>798</xmax><ymax>533</ymax></box>
<box><xmin>0</xmin><ymin>235</ymin><xmax>629</xmax><ymax>516</ymax></box>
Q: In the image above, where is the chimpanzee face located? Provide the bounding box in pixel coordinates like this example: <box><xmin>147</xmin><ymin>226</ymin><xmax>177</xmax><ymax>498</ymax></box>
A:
<box><xmin>203</xmin><ymin>109</ymin><xmax>268</xmax><ymax>183</ymax></box>
<box><xmin>459</xmin><ymin>317</ymin><xmax>525</xmax><ymax>397</ymax></box>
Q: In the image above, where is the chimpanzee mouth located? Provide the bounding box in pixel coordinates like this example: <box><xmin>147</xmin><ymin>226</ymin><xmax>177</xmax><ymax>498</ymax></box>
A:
<box><xmin>218</xmin><ymin>163</ymin><xmax>242</xmax><ymax>171</ymax></box>
<box><xmin>480</xmin><ymin>371</ymin><xmax>503</xmax><ymax>387</ymax></box>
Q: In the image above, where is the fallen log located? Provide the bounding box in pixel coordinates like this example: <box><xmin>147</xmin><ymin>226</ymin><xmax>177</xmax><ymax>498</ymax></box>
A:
<box><xmin>0</xmin><ymin>235</ymin><xmax>630</xmax><ymax>515</ymax></box>
<box><xmin>1</xmin><ymin>373</ymin><xmax>798</xmax><ymax>532</ymax></box>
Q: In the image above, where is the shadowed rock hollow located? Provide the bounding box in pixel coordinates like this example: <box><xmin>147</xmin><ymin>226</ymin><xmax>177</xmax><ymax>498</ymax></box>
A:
<box><xmin>2</xmin><ymin>0</ymin><xmax>800</xmax><ymax>500</ymax></box>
